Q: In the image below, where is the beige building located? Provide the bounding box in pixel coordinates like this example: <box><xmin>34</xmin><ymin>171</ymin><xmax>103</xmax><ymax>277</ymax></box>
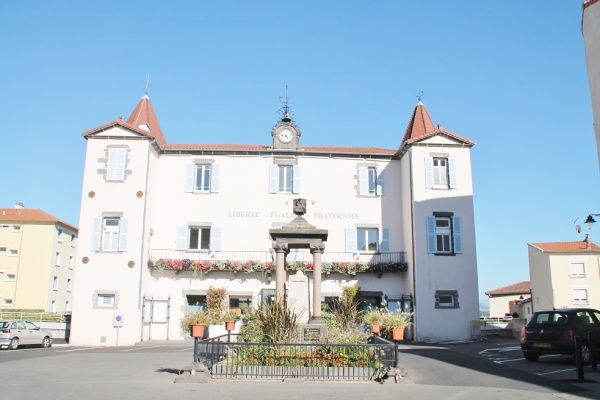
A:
<box><xmin>484</xmin><ymin>281</ymin><xmax>530</xmax><ymax>319</ymax></box>
<box><xmin>528</xmin><ymin>238</ymin><xmax>600</xmax><ymax>312</ymax></box>
<box><xmin>0</xmin><ymin>204</ymin><xmax>78</xmax><ymax>312</ymax></box>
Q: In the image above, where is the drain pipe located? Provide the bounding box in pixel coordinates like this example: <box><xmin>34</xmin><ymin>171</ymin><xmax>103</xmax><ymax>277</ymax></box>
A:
<box><xmin>408</xmin><ymin>149</ymin><xmax>418</xmax><ymax>341</ymax></box>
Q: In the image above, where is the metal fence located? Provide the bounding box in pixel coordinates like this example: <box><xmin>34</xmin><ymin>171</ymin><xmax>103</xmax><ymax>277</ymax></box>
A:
<box><xmin>193</xmin><ymin>334</ymin><xmax>398</xmax><ymax>381</ymax></box>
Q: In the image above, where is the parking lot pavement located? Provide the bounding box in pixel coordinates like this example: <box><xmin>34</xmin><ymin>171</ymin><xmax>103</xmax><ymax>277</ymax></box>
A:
<box><xmin>3</xmin><ymin>338</ymin><xmax>600</xmax><ymax>399</ymax></box>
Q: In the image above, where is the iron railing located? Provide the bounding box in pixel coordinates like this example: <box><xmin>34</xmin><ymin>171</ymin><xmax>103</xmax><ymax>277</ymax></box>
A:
<box><xmin>193</xmin><ymin>334</ymin><xmax>398</xmax><ymax>381</ymax></box>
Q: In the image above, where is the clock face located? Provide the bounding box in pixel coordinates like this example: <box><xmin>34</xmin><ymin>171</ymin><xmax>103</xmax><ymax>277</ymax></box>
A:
<box><xmin>278</xmin><ymin>128</ymin><xmax>293</xmax><ymax>144</ymax></box>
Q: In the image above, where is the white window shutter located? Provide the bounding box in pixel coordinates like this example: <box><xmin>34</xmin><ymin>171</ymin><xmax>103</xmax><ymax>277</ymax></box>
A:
<box><xmin>210</xmin><ymin>227</ymin><xmax>222</xmax><ymax>251</ymax></box>
<box><xmin>175</xmin><ymin>226</ymin><xmax>188</xmax><ymax>250</ymax></box>
<box><xmin>345</xmin><ymin>228</ymin><xmax>357</xmax><ymax>252</ymax></box>
<box><xmin>269</xmin><ymin>165</ymin><xmax>278</xmax><ymax>193</ymax></box>
<box><xmin>358</xmin><ymin>166</ymin><xmax>368</xmax><ymax>195</ymax></box>
<box><xmin>211</xmin><ymin>164</ymin><xmax>220</xmax><ymax>193</ymax></box>
<box><xmin>107</xmin><ymin>148</ymin><xmax>126</xmax><ymax>181</ymax></box>
<box><xmin>377</xmin><ymin>168</ymin><xmax>385</xmax><ymax>196</ymax></box>
<box><xmin>90</xmin><ymin>217</ymin><xmax>101</xmax><ymax>251</ymax></box>
<box><xmin>184</xmin><ymin>164</ymin><xmax>195</xmax><ymax>193</ymax></box>
<box><xmin>448</xmin><ymin>158</ymin><xmax>457</xmax><ymax>188</ymax></box>
<box><xmin>425</xmin><ymin>157</ymin><xmax>433</xmax><ymax>188</ymax></box>
<box><xmin>118</xmin><ymin>218</ymin><xmax>129</xmax><ymax>251</ymax></box>
<box><xmin>452</xmin><ymin>216</ymin><xmax>463</xmax><ymax>254</ymax></box>
<box><xmin>380</xmin><ymin>228</ymin><xmax>390</xmax><ymax>252</ymax></box>
<box><xmin>292</xmin><ymin>165</ymin><xmax>301</xmax><ymax>194</ymax></box>
<box><xmin>426</xmin><ymin>216</ymin><xmax>436</xmax><ymax>253</ymax></box>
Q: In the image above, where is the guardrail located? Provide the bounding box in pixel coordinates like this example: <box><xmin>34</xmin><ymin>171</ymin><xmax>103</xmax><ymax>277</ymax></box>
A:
<box><xmin>0</xmin><ymin>311</ymin><xmax>71</xmax><ymax>323</ymax></box>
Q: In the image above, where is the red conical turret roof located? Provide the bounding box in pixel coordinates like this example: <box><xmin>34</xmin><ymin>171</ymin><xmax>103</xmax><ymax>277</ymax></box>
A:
<box><xmin>400</xmin><ymin>101</ymin><xmax>436</xmax><ymax>144</ymax></box>
<box><xmin>126</xmin><ymin>95</ymin><xmax>166</xmax><ymax>145</ymax></box>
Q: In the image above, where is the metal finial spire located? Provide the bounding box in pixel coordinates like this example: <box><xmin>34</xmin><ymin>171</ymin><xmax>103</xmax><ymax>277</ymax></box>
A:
<box><xmin>144</xmin><ymin>74</ymin><xmax>150</xmax><ymax>96</ymax></box>
<box><xmin>278</xmin><ymin>85</ymin><xmax>294</xmax><ymax>122</ymax></box>
<box><xmin>416</xmin><ymin>91</ymin><xmax>424</xmax><ymax>102</ymax></box>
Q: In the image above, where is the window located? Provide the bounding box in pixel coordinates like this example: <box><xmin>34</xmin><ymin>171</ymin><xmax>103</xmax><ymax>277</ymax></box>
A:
<box><xmin>358</xmin><ymin>165</ymin><xmax>384</xmax><ymax>196</ymax></box>
<box><xmin>570</xmin><ymin>262</ymin><xmax>585</xmax><ymax>277</ymax></box>
<box><xmin>9</xmin><ymin>249</ymin><xmax>18</xmax><ymax>256</ymax></box>
<box><xmin>55</xmin><ymin>252</ymin><xmax>61</xmax><ymax>266</ymax></box>
<box><xmin>90</xmin><ymin>217</ymin><xmax>128</xmax><ymax>251</ymax></box>
<box><xmin>70</xmin><ymin>233</ymin><xmax>76</xmax><ymax>247</ymax></box>
<box><xmin>69</xmin><ymin>256</ymin><xmax>74</xmax><ymax>269</ymax></box>
<box><xmin>12</xmin><ymin>225</ymin><xmax>21</xmax><ymax>232</ymax></box>
<box><xmin>0</xmin><ymin>246</ymin><xmax>6</xmax><ymax>252</ymax></box>
<box><xmin>65</xmin><ymin>301</ymin><xmax>71</xmax><ymax>312</ymax></box>
<box><xmin>435</xmin><ymin>290</ymin><xmax>459</xmax><ymax>308</ymax></box>
<box><xmin>357</xmin><ymin>228</ymin><xmax>379</xmax><ymax>252</ymax></box>
<box><xmin>0</xmin><ymin>271</ymin><xmax>3</xmax><ymax>280</ymax></box>
<box><xmin>572</xmin><ymin>288</ymin><xmax>588</xmax><ymax>303</ymax></box>
<box><xmin>57</xmin><ymin>228</ymin><xmax>63</xmax><ymax>242</ymax></box>
<box><xmin>97</xmin><ymin>294</ymin><xmax>116</xmax><ymax>308</ymax></box>
<box><xmin>426</xmin><ymin>215</ymin><xmax>463</xmax><ymax>254</ymax></box>
<box><xmin>6</xmin><ymin>274</ymin><xmax>15</xmax><ymax>281</ymax></box>
<box><xmin>425</xmin><ymin>157</ymin><xmax>457</xmax><ymax>189</ymax></box>
<box><xmin>184</xmin><ymin>162</ymin><xmax>220</xmax><ymax>193</ymax></box>
<box><xmin>3</xmin><ymin>299</ymin><xmax>13</xmax><ymax>307</ymax></box>
<box><xmin>52</xmin><ymin>276</ymin><xmax>58</xmax><ymax>290</ymax></box>
<box><xmin>51</xmin><ymin>300</ymin><xmax>57</xmax><ymax>313</ymax></box>
<box><xmin>176</xmin><ymin>226</ymin><xmax>221</xmax><ymax>251</ymax></box>
<box><xmin>345</xmin><ymin>227</ymin><xmax>389</xmax><ymax>253</ymax></box>
<box><xmin>269</xmin><ymin>164</ymin><xmax>301</xmax><ymax>194</ymax></box>
<box><xmin>67</xmin><ymin>278</ymin><xmax>72</xmax><ymax>292</ymax></box>
<box><xmin>106</xmin><ymin>147</ymin><xmax>127</xmax><ymax>181</ymax></box>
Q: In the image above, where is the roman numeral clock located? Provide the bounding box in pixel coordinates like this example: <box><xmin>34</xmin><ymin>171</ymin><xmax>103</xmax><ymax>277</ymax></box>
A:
<box><xmin>271</xmin><ymin>106</ymin><xmax>301</xmax><ymax>150</ymax></box>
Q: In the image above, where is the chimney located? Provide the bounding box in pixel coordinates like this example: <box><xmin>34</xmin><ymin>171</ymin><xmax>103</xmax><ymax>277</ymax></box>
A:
<box><xmin>584</xmin><ymin>234</ymin><xmax>592</xmax><ymax>250</ymax></box>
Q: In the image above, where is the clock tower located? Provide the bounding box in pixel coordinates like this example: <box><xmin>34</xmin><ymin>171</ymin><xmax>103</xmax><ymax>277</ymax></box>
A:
<box><xmin>271</xmin><ymin>103</ymin><xmax>301</xmax><ymax>150</ymax></box>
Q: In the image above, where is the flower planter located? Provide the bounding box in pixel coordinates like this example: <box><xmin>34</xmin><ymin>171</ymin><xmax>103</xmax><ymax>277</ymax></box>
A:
<box><xmin>370</xmin><ymin>323</ymin><xmax>381</xmax><ymax>335</ymax></box>
<box><xmin>391</xmin><ymin>327</ymin><xmax>405</xmax><ymax>341</ymax></box>
<box><xmin>190</xmin><ymin>324</ymin><xmax>206</xmax><ymax>338</ymax></box>
<box><xmin>224</xmin><ymin>321</ymin><xmax>235</xmax><ymax>331</ymax></box>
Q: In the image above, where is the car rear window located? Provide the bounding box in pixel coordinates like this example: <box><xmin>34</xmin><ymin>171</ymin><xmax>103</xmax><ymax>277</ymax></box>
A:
<box><xmin>529</xmin><ymin>312</ymin><xmax>569</xmax><ymax>325</ymax></box>
<box><xmin>0</xmin><ymin>322</ymin><xmax>9</xmax><ymax>328</ymax></box>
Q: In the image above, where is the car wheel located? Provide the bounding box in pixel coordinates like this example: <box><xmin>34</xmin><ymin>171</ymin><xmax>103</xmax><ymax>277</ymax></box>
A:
<box><xmin>41</xmin><ymin>337</ymin><xmax>51</xmax><ymax>348</ymax></box>
<box><xmin>524</xmin><ymin>352</ymin><xmax>539</xmax><ymax>362</ymax></box>
<box><xmin>580</xmin><ymin>342</ymin><xmax>591</xmax><ymax>365</ymax></box>
<box><xmin>8</xmin><ymin>338</ymin><xmax>19</xmax><ymax>350</ymax></box>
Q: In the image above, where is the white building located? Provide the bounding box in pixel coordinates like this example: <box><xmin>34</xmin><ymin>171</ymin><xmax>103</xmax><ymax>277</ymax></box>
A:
<box><xmin>528</xmin><ymin>238</ymin><xmax>600</xmax><ymax>311</ymax></box>
<box><xmin>70</xmin><ymin>94</ymin><xmax>479</xmax><ymax>346</ymax></box>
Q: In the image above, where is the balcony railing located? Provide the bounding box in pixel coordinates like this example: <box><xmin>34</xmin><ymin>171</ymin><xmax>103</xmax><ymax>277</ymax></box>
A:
<box><xmin>147</xmin><ymin>250</ymin><xmax>407</xmax><ymax>275</ymax></box>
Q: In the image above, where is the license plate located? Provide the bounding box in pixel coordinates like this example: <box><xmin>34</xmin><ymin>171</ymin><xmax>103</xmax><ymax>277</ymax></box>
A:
<box><xmin>534</xmin><ymin>343</ymin><xmax>552</xmax><ymax>348</ymax></box>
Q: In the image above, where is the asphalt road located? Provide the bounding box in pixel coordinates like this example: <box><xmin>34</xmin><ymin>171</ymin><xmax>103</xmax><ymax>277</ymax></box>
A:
<box><xmin>1</xmin><ymin>337</ymin><xmax>599</xmax><ymax>400</ymax></box>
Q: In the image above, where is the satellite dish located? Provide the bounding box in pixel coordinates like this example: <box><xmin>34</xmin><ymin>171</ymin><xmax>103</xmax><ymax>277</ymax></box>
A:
<box><xmin>576</xmin><ymin>224</ymin><xmax>582</xmax><ymax>234</ymax></box>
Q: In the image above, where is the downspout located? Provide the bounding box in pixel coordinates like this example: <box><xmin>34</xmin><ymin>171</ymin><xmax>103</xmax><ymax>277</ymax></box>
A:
<box><xmin>408</xmin><ymin>149</ymin><xmax>418</xmax><ymax>341</ymax></box>
<box><xmin>137</xmin><ymin>139</ymin><xmax>154</xmax><ymax>342</ymax></box>
<box><xmin>13</xmin><ymin>223</ymin><xmax>25</xmax><ymax>307</ymax></box>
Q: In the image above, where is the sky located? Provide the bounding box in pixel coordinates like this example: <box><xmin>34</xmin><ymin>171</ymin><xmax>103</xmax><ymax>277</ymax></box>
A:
<box><xmin>1</xmin><ymin>1</ymin><xmax>598</xmax><ymax>306</ymax></box>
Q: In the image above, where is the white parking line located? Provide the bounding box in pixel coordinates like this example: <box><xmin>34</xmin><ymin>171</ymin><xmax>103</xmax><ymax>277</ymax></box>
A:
<box><xmin>478</xmin><ymin>346</ymin><xmax>521</xmax><ymax>355</ymax></box>
<box><xmin>122</xmin><ymin>346</ymin><xmax>165</xmax><ymax>352</ymax></box>
<box><xmin>536</xmin><ymin>367</ymin><xmax>576</xmax><ymax>376</ymax></box>
<box><xmin>56</xmin><ymin>347</ymin><xmax>95</xmax><ymax>352</ymax></box>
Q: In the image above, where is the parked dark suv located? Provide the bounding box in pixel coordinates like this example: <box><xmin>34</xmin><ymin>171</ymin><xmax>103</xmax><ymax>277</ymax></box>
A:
<box><xmin>520</xmin><ymin>308</ymin><xmax>600</xmax><ymax>363</ymax></box>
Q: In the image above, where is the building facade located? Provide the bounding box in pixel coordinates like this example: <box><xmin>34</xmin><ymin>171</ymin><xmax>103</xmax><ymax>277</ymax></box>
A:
<box><xmin>0</xmin><ymin>204</ymin><xmax>78</xmax><ymax>312</ymax></box>
<box><xmin>70</xmin><ymin>94</ymin><xmax>479</xmax><ymax>346</ymax></box>
<box><xmin>528</xmin><ymin>239</ymin><xmax>600</xmax><ymax>311</ymax></box>
<box><xmin>484</xmin><ymin>281</ymin><xmax>531</xmax><ymax>319</ymax></box>
<box><xmin>583</xmin><ymin>0</ymin><xmax>600</xmax><ymax>169</ymax></box>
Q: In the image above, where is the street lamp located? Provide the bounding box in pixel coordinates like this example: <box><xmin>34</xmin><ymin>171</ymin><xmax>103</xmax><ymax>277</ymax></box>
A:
<box><xmin>585</xmin><ymin>214</ymin><xmax>600</xmax><ymax>229</ymax></box>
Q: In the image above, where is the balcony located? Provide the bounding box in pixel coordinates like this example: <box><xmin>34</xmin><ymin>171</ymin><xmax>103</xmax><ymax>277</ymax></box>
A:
<box><xmin>147</xmin><ymin>249</ymin><xmax>407</xmax><ymax>276</ymax></box>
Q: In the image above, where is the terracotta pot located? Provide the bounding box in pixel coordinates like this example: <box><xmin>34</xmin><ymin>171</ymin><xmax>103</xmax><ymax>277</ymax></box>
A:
<box><xmin>225</xmin><ymin>321</ymin><xmax>235</xmax><ymax>331</ymax></box>
<box><xmin>371</xmin><ymin>323</ymin><xmax>381</xmax><ymax>334</ymax></box>
<box><xmin>190</xmin><ymin>324</ymin><xmax>206</xmax><ymax>338</ymax></box>
<box><xmin>391</xmin><ymin>327</ymin><xmax>405</xmax><ymax>341</ymax></box>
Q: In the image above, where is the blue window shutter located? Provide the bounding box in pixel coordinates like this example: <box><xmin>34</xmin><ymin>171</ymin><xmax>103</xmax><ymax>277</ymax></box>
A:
<box><xmin>358</xmin><ymin>166</ymin><xmax>368</xmax><ymax>195</ymax></box>
<box><xmin>345</xmin><ymin>228</ymin><xmax>357</xmax><ymax>252</ymax></box>
<box><xmin>426</xmin><ymin>216</ymin><xmax>436</xmax><ymax>253</ymax></box>
<box><xmin>448</xmin><ymin>158</ymin><xmax>457</xmax><ymax>188</ymax></box>
<box><xmin>184</xmin><ymin>164</ymin><xmax>194</xmax><ymax>193</ymax></box>
<box><xmin>90</xmin><ymin>217</ymin><xmax>101</xmax><ymax>251</ymax></box>
<box><xmin>269</xmin><ymin>165</ymin><xmax>278</xmax><ymax>193</ymax></box>
<box><xmin>211</xmin><ymin>164</ymin><xmax>220</xmax><ymax>193</ymax></box>
<box><xmin>425</xmin><ymin>157</ymin><xmax>434</xmax><ymax>188</ymax></box>
<box><xmin>118</xmin><ymin>218</ymin><xmax>129</xmax><ymax>251</ymax></box>
<box><xmin>210</xmin><ymin>227</ymin><xmax>222</xmax><ymax>251</ymax></box>
<box><xmin>380</xmin><ymin>228</ymin><xmax>390</xmax><ymax>252</ymax></box>
<box><xmin>377</xmin><ymin>168</ymin><xmax>385</xmax><ymax>196</ymax></box>
<box><xmin>292</xmin><ymin>165</ymin><xmax>301</xmax><ymax>194</ymax></box>
<box><xmin>453</xmin><ymin>216</ymin><xmax>463</xmax><ymax>254</ymax></box>
<box><xmin>176</xmin><ymin>226</ymin><xmax>188</xmax><ymax>250</ymax></box>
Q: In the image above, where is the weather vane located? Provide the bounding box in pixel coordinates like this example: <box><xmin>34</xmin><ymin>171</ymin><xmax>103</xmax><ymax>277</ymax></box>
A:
<box><xmin>144</xmin><ymin>74</ymin><xmax>150</xmax><ymax>95</ymax></box>
<box><xmin>278</xmin><ymin>85</ymin><xmax>294</xmax><ymax>121</ymax></box>
<box><xmin>416</xmin><ymin>91</ymin><xmax>424</xmax><ymax>102</ymax></box>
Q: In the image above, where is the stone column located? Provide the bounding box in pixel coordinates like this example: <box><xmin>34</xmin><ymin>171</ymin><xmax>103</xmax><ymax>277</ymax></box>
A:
<box><xmin>310</xmin><ymin>243</ymin><xmax>325</xmax><ymax>323</ymax></box>
<box><xmin>273</xmin><ymin>243</ymin><xmax>288</xmax><ymax>301</ymax></box>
